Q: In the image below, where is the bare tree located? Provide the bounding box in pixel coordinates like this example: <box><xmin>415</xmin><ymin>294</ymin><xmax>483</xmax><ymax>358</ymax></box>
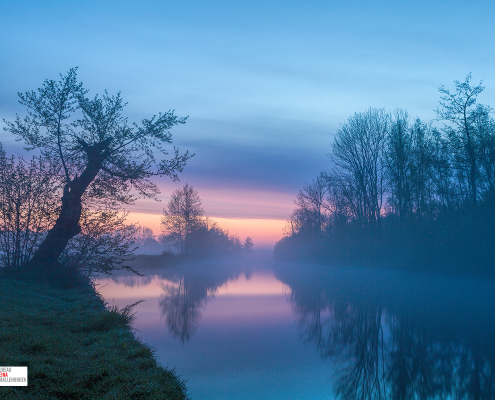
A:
<box><xmin>408</xmin><ymin>119</ymin><xmax>438</xmax><ymax>219</ymax></box>
<box><xmin>436</xmin><ymin>74</ymin><xmax>488</xmax><ymax>205</ymax></box>
<box><xmin>285</xmin><ymin>173</ymin><xmax>329</xmax><ymax>236</ymax></box>
<box><xmin>243</xmin><ymin>237</ymin><xmax>254</xmax><ymax>252</ymax></box>
<box><xmin>0</xmin><ymin>142</ymin><xmax>139</xmax><ymax>279</ymax></box>
<box><xmin>474</xmin><ymin>110</ymin><xmax>495</xmax><ymax>201</ymax></box>
<box><xmin>59</xmin><ymin>209</ymin><xmax>138</xmax><ymax>277</ymax></box>
<box><xmin>161</xmin><ymin>184</ymin><xmax>204</xmax><ymax>255</ymax></box>
<box><xmin>330</xmin><ymin>108</ymin><xmax>390</xmax><ymax>230</ymax></box>
<box><xmin>3</xmin><ymin>68</ymin><xmax>191</xmax><ymax>276</ymax></box>
<box><xmin>0</xmin><ymin>144</ymin><xmax>59</xmax><ymax>269</ymax></box>
<box><xmin>386</xmin><ymin>110</ymin><xmax>413</xmax><ymax>222</ymax></box>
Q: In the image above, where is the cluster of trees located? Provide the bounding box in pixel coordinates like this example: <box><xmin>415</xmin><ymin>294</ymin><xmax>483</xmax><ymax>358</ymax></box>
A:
<box><xmin>276</xmin><ymin>75</ymin><xmax>495</xmax><ymax>271</ymax></box>
<box><xmin>0</xmin><ymin>70</ymin><xmax>254</xmax><ymax>285</ymax></box>
<box><xmin>133</xmin><ymin>226</ymin><xmax>162</xmax><ymax>255</ymax></box>
<box><xmin>160</xmin><ymin>184</ymin><xmax>254</xmax><ymax>256</ymax></box>
<box><xmin>0</xmin><ymin>142</ymin><xmax>140</xmax><ymax>279</ymax></box>
<box><xmin>0</xmin><ymin>69</ymin><xmax>191</xmax><ymax>285</ymax></box>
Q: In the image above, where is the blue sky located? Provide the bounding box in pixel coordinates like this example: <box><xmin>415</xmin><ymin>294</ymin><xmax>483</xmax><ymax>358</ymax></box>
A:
<box><xmin>1</xmin><ymin>0</ymin><xmax>494</xmax><ymax>241</ymax></box>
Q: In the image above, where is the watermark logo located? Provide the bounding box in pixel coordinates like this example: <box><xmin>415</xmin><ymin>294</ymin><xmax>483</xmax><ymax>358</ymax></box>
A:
<box><xmin>0</xmin><ymin>367</ymin><xmax>28</xmax><ymax>386</ymax></box>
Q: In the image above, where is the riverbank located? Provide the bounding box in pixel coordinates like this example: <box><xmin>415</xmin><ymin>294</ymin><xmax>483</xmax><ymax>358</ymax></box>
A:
<box><xmin>0</xmin><ymin>276</ymin><xmax>188</xmax><ymax>399</ymax></box>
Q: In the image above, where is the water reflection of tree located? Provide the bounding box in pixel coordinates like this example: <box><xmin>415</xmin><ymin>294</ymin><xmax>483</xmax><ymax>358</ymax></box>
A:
<box><xmin>160</xmin><ymin>278</ymin><xmax>207</xmax><ymax>343</ymax></box>
<box><xmin>279</xmin><ymin>265</ymin><xmax>495</xmax><ymax>399</ymax></box>
<box><xmin>157</xmin><ymin>256</ymin><xmax>258</xmax><ymax>343</ymax></box>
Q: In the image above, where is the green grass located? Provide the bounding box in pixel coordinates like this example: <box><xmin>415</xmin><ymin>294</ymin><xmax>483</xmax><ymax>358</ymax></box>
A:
<box><xmin>0</xmin><ymin>276</ymin><xmax>188</xmax><ymax>399</ymax></box>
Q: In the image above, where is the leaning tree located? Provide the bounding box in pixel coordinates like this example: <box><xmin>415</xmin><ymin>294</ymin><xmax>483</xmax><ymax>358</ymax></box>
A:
<box><xmin>3</xmin><ymin>68</ymin><xmax>191</xmax><ymax>276</ymax></box>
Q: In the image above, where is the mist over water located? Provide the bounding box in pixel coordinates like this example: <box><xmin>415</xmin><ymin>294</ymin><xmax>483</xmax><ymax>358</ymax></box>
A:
<box><xmin>95</xmin><ymin>254</ymin><xmax>495</xmax><ymax>399</ymax></box>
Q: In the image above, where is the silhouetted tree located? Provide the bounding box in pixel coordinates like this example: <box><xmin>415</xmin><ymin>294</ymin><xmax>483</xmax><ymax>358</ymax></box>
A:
<box><xmin>161</xmin><ymin>188</ymin><xmax>253</xmax><ymax>256</ymax></box>
<box><xmin>161</xmin><ymin>184</ymin><xmax>204</xmax><ymax>255</ymax></box>
<box><xmin>0</xmin><ymin>143</ymin><xmax>140</xmax><ymax>279</ymax></box>
<box><xmin>476</xmin><ymin>110</ymin><xmax>495</xmax><ymax>201</ymax></box>
<box><xmin>3</xmin><ymin>68</ymin><xmax>191</xmax><ymax>278</ymax></box>
<box><xmin>59</xmin><ymin>209</ymin><xmax>138</xmax><ymax>277</ymax></box>
<box><xmin>243</xmin><ymin>237</ymin><xmax>254</xmax><ymax>252</ymax></box>
<box><xmin>187</xmin><ymin>218</ymin><xmax>249</xmax><ymax>256</ymax></box>
<box><xmin>278</xmin><ymin>75</ymin><xmax>495</xmax><ymax>270</ymax></box>
<box><xmin>386</xmin><ymin>114</ymin><xmax>443</xmax><ymax>222</ymax></box>
<box><xmin>0</xmin><ymin>145</ymin><xmax>59</xmax><ymax>269</ymax></box>
<box><xmin>408</xmin><ymin>119</ymin><xmax>438</xmax><ymax>220</ymax></box>
<box><xmin>436</xmin><ymin>74</ymin><xmax>488</xmax><ymax>205</ymax></box>
<box><xmin>386</xmin><ymin>110</ymin><xmax>413</xmax><ymax>222</ymax></box>
<box><xmin>285</xmin><ymin>173</ymin><xmax>329</xmax><ymax>236</ymax></box>
<box><xmin>330</xmin><ymin>108</ymin><xmax>390</xmax><ymax>230</ymax></box>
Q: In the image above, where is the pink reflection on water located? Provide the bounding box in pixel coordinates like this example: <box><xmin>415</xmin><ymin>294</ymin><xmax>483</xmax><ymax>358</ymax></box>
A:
<box><xmin>95</xmin><ymin>270</ymin><xmax>293</xmax><ymax>330</ymax></box>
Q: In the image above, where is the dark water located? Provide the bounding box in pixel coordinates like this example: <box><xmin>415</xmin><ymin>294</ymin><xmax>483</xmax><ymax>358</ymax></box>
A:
<box><xmin>95</xmin><ymin>253</ymin><xmax>495</xmax><ymax>399</ymax></box>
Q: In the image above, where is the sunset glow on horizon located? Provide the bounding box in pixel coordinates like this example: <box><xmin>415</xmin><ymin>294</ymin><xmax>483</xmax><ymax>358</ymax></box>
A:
<box><xmin>125</xmin><ymin>212</ymin><xmax>287</xmax><ymax>249</ymax></box>
<box><xmin>2</xmin><ymin>2</ymin><xmax>494</xmax><ymax>399</ymax></box>
<box><xmin>125</xmin><ymin>183</ymin><xmax>294</xmax><ymax>248</ymax></box>
<box><xmin>2</xmin><ymin>1</ymin><xmax>494</xmax><ymax>249</ymax></box>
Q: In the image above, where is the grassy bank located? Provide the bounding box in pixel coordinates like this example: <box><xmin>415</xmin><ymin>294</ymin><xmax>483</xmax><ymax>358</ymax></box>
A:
<box><xmin>0</xmin><ymin>276</ymin><xmax>188</xmax><ymax>399</ymax></box>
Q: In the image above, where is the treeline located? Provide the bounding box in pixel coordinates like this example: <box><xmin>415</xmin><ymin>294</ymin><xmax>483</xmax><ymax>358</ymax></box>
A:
<box><xmin>159</xmin><ymin>184</ymin><xmax>253</xmax><ymax>257</ymax></box>
<box><xmin>0</xmin><ymin>70</ymin><xmax>253</xmax><ymax>285</ymax></box>
<box><xmin>0</xmin><ymin>149</ymin><xmax>253</xmax><ymax>276</ymax></box>
<box><xmin>0</xmin><ymin>68</ymin><xmax>196</xmax><ymax>286</ymax></box>
<box><xmin>275</xmin><ymin>75</ymin><xmax>495</xmax><ymax>274</ymax></box>
<box><xmin>0</xmin><ymin>144</ymin><xmax>138</xmax><ymax>279</ymax></box>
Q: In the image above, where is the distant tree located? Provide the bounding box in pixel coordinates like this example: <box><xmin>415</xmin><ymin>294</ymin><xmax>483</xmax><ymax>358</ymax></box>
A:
<box><xmin>3</xmin><ymin>68</ymin><xmax>191</xmax><ymax>277</ymax></box>
<box><xmin>243</xmin><ymin>237</ymin><xmax>254</xmax><ymax>252</ymax></box>
<box><xmin>133</xmin><ymin>226</ymin><xmax>161</xmax><ymax>254</ymax></box>
<box><xmin>186</xmin><ymin>218</ymin><xmax>249</xmax><ymax>256</ymax></box>
<box><xmin>230</xmin><ymin>234</ymin><xmax>243</xmax><ymax>252</ymax></box>
<box><xmin>135</xmin><ymin>226</ymin><xmax>155</xmax><ymax>245</ymax></box>
<box><xmin>436</xmin><ymin>74</ymin><xmax>489</xmax><ymax>205</ymax></box>
<box><xmin>161</xmin><ymin>184</ymin><xmax>204</xmax><ymax>255</ymax></box>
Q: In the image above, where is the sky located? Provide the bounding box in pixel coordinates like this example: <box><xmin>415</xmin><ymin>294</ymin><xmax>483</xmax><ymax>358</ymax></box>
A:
<box><xmin>1</xmin><ymin>0</ymin><xmax>494</xmax><ymax>247</ymax></box>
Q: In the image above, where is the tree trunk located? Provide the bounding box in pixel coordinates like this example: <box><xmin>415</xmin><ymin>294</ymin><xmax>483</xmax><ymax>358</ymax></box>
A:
<box><xmin>25</xmin><ymin>145</ymin><xmax>106</xmax><ymax>277</ymax></box>
<box><xmin>25</xmin><ymin>185</ymin><xmax>83</xmax><ymax>274</ymax></box>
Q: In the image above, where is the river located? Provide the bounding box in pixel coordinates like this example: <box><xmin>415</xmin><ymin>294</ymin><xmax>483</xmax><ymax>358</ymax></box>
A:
<box><xmin>95</xmin><ymin>252</ymin><xmax>495</xmax><ymax>399</ymax></box>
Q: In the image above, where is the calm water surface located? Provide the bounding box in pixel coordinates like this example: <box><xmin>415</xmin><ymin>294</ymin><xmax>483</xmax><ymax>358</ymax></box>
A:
<box><xmin>95</xmin><ymin>253</ymin><xmax>495</xmax><ymax>399</ymax></box>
